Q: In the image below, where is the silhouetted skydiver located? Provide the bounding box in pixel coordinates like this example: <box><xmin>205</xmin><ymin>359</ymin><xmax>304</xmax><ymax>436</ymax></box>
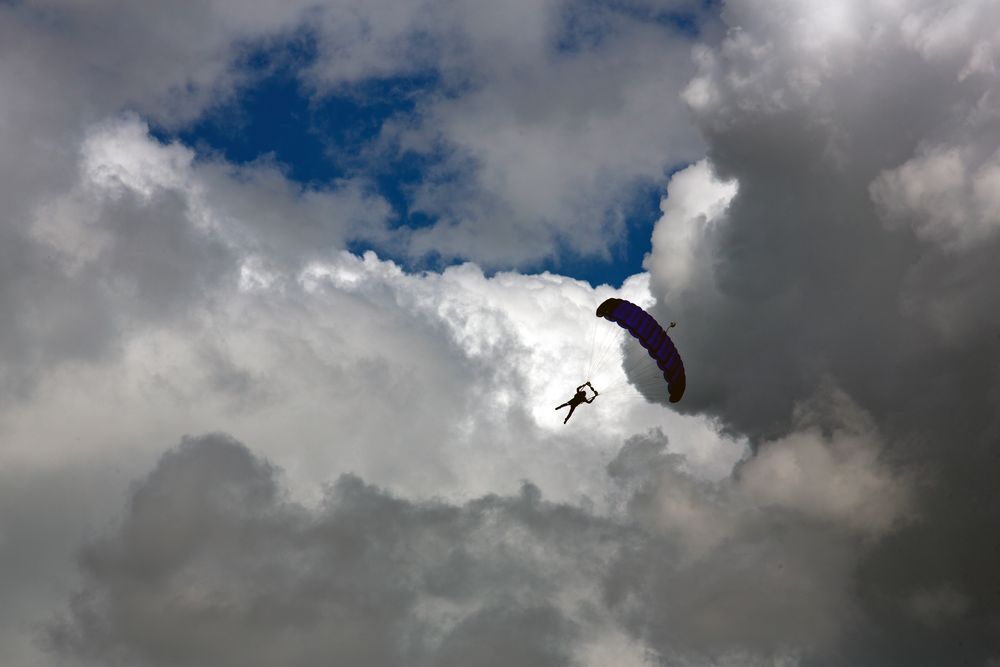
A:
<box><xmin>555</xmin><ymin>382</ymin><xmax>598</xmax><ymax>423</ymax></box>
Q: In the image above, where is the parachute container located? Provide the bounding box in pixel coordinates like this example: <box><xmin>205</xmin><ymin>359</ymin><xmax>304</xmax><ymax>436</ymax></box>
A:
<box><xmin>596</xmin><ymin>298</ymin><xmax>686</xmax><ymax>402</ymax></box>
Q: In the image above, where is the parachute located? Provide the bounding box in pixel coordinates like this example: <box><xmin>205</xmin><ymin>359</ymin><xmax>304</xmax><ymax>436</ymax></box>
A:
<box><xmin>595</xmin><ymin>298</ymin><xmax>686</xmax><ymax>403</ymax></box>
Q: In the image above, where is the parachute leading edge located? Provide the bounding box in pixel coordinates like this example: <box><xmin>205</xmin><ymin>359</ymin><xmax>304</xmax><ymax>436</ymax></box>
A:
<box><xmin>596</xmin><ymin>298</ymin><xmax>686</xmax><ymax>403</ymax></box>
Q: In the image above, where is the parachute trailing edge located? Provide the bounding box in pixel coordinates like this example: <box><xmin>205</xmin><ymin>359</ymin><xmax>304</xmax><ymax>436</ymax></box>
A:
<box><xmin>596</xmin><ymin>297</ymin><xmax>686</xmax><ymax>403</ymax></box>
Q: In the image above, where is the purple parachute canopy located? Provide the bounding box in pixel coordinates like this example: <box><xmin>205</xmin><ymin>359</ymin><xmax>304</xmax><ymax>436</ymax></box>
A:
<box><xmin>596</xmin><ymin>298</ymin><xmax>686</xmax><ymax>403</ymax></box>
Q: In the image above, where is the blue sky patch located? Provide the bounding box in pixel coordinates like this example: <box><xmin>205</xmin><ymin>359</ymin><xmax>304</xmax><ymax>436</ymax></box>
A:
<box><xmin>546</xmin><ymin>178</ymin><xmax>667</xmax><ymax>288</ymax></box>
<box><xmin>150</xmin><ymin>33</ymin><xmax>687</xmax><ymax>288</ymax></box>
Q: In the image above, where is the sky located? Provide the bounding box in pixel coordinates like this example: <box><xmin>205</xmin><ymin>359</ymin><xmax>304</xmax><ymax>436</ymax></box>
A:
<box><xmin>2</xmin><ymin>0</ymin><xmax>1000</xmax><ymax>665</ymax></box>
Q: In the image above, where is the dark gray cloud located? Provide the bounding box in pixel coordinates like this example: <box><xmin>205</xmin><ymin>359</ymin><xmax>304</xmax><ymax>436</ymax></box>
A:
<box><xmin>642</xmin><ymin>1</ymin><xmax>1000</xmax><ymax>662</ymax></box>
<box><xmin>47</xmin><ymin>434</ymin><xmax>622</xmax><ymax>667</ymax></box>
<box><xmin>0</xmin><ymin>457</ymin><xmax>144</xmax><ymax>667</ymax></box>
<box><xmin>49</xmin><ymin>427</ymin><xmax>907</xmax><ymax>666</ymax></box>
<box><xmin>603</xmin><ymin>423</ymin><xmax>908</xmax><ymax>665</ymax></box>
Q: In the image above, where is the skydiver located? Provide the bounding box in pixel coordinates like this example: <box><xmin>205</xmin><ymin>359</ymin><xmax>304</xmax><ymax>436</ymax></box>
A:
<box><xmin>555</xmin><ymin>382</ymin><xmax>598</xmax><ymax>424</ymax></box>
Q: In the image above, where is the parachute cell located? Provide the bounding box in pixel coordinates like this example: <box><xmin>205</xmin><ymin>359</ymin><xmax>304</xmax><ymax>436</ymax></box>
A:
<box><xmin>596</xmin><ymin>297</ymin><xmax>686</xmax><ymax>403</ymax></box>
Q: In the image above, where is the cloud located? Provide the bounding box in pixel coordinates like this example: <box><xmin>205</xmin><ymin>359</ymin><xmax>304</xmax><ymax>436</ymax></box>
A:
<box><xmin>0</xmin><ymin>459</ymin><xmax>140</xmax><ymax>667</ymax></box>
<box><xmin>0</xmin><ymin>0</ymin><xmax>717</xmax><ymax>414</ymax></box>
<box><xmin>47</xmin><ymin>434</ymin><xmax>630</xmax><ymax>667</ymax></box>
<box><xmin>1</xmin><ymin>0</ymin><xmax>711</xmax><ymax>271</ymax></box>
<box><xmin>0</xmin><ymin>47</ymin><xmax>732</xmax><ymax>659</ymax></box>
<box><xmin>0</xmin><ymin>0</ymin><xmax>313</xmax><ymax>128</ymax></box>
<box><xmin>871</xmin><ymin>145</ymin><xmax>1000</xmax><ymax>249</ymax></box>
<box><xmin>602</xmin><ymin>390</ymin><xmax>912</xmax><ymax>663</ymax></box>
<box><xmin>8</xmin><ymin>0</ymin><xmax>1000</xmax><ymax>663</ymax></box>
<box><xmin>738</xmin><ymin>383</ymin><xmax>912</xmax><ymax>537</ymax></box>
<box><xmin>906</xmin><ymin>584</ymin><xmax>971</xmax><ymax>629</ymax></box>
<box><xmin>8</xmin><ymin>113</ymin><xmax>392</xmax><ymax>401</ymax></box>
<box><xmin>50</xmin><ymin>423</ymin><xmax>910</xmax><ymax>666</ymax></box>
<box><xmin>300</xmin><ymin>0</ymin><xmax>711</xmax><ymax>267</ymax></box>
<box><xmin>393</xmin><ymin>22</ymin><xmax>706</xmax><ymax>267</ymax></box>
<box><xmin>645</xmin><ymin>158</ymin><xmax>738</xmax><ymax>298</ymax></box>
<box><xmin>0</xmin><ymin>0</ymin><xmax>712</xmax><ymax>397</ymax></box>
<box><xmin>0</xmin><ymin>230</ymin><xmax>746</xmax><ymax>663</ymax></box>
<box><xmin>2</xmin><ymin>227</ymin><xmax>744</xmax><ymax>495</ymax></box>
<box><xmin>643</xmin><ymin>0</ymin><xmax>1000</xmax><ymax>661</ymax></box>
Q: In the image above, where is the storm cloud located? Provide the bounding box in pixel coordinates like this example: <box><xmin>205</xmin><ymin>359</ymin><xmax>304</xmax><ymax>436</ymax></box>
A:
<box><xmin>50</xmin><ymin>423</ymin><xmax>907</xmax><ymax>666</ymax></box>
<box><xmin>48</xmin><ymin>434</ymin><xmax>629</xmax><ymax>667</ymax></box>
<box><xmin>643</xmin><ymin>0</ymin><xmax>1000</xmax><ymax>662</ymax></box>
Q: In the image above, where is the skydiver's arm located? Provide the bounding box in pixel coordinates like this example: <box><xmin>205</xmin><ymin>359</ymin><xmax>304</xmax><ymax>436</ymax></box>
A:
<box><xmin>577</xmin><ymin>384</ymin><xmax>587</xmax><ymax>392</ymax></box>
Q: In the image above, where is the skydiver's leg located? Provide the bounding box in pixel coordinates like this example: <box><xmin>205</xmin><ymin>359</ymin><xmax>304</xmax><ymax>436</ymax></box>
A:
<box><xmin>564</xmin><ymin>404</ymin><xmax>577</xmax><ymax>423</ymax></box>
<box><xmin>555</xmin><ymin>401</ymin><xmax>571</xmax><ymax>410</ymax></box>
